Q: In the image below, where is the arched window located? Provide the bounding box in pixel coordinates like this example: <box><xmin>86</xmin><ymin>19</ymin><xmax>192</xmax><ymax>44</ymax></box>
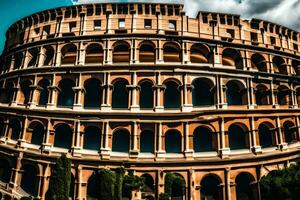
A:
<box><xmin>142</xmin><ymin>174</ymin><xmax>155</xmax><ymax>194</ymax></box>
<box><xmin>258</xmin><ymin>123</ymin><xmax>274</xmax><ymax>148</ymax></box>
<box><xmin>8</xmin><ymin>119</ymin><xmax>21</xmax><ymax>140</ymax></box>
<box><xmin>112</xmin><ymin>129</ymin><xmax>130</xmax><ymax>153</ymax></box>
<box><xmin>200</xmin><ymin>175</ymin><xmax>222</xmax><ymax>200</ymax></box>
<box><xmin>283</xmin><ymin>121</ymin><xmax>297</xmax><ymax>144</ymax></box>
<box><xmin>255</xmin><ymin>84</ymin><xmax>269</xmax><ymax>105</ymax></box>
<box><xmin>140</xmin><ymin>130</ymin><xmax>154</xmax><ymax>153</ymax></box>
<box><xmin>85</xmin><ymin>43</ymin><xmax>104</xmax><ymax>64</ymax></box>
<box><xmin>273</xmin><ymin>56</ymin><xmax>287</xmax><ymax>74</ymax></box>
<box><xmin>61</xmin><ymin>44</ymin><xmax>77</xmax><ymax>65</ymax></box>
<box><xmin>165</xmin><ymin>130</ymin><xmax>181</xmax><ymax>153</ymax></box>
<box><xmin>29</xmin><ymin>122</ymin><xmax>45</xmax><ymax>145</ymax></box>
<box><xmin>20</xmin><ymin>80</ymin><xmax>32</xmax><ymax>105</ymax></box>
<box><xmin>20</xmin><ymin>164</ymin><xmax>38</xmax><ymax>196</ymax></box>
<box><xmin>277</xmin><ymin>86</ymin><xmax>291</xmax><ymax>105</ymax></box>
<box><xmin>222</xmin><ymin>48</ymin><xmax>243</xmax><ymax>69</ymax></box>
<box><xmin>139</xmin><ymin>80</ymin><xmax>154</xmax><ymax>109</ymax></box>
<box><xmin>226</xmin><ymin>81</ymin><xmax>246</xmax><ymax>105</ymax></box>
<box><xmin>192</xmin><ymin>78</ymin><xmax>214</xmax><ymax>106</ymax></box>
<box><xmin>139</xmin><ymin>43</ymin><xmax>155</xmax><ymax>63</ymax></box>
<box><xmin>113</xmin><ymin>42</ymin><xmax>130</xmax><ymax>63</ymax></box>
<box><xmin>165</xmin><ymin>173</ymin><xmax>186</xmax><ymax>198</ymax></box>
<box><xmin>1</xmin><ymin>82</ymin><xmax>14</xmax><ymax>104</ymax></box>
<box><xmin>54</xmin><ymin>124</ymin><xmax>73</xmax><ymax>149</ymax></box>
<box><xmin>163</xmin><ymin>43</ymin><xmax>181</xmax><ymax>62</ymax></box>
<box><xmin>57</xmin><ymin>78</ymin><xmax>75</xmax><ymax>107</ymax></box>
<box><xmin>37</xmin><ymin>79</ymin><xmax>50</xmax><ymax>106</ymax></box>
<box><xmin>83</xmin><ymin>126</ymin><xmax>101</xmax><ymax>151</ymax></box>
<box><xmin>193</xmin><ymin>126</ymin><xmax>214</xmax><ymax>152</ymax></box>
<box><xmin>43</xmin><ymin>46</ymin><xmax>55</xmax><ymax>66</ymax></box>
<box><xmin>0</xmin><ymin>159</ymin><xmax>11</xmax><ymax>183</ymax></box>
<box><xmin>228</xmin><ymin>124</ymin><xmax>248</xmax><ymax>150</ymax></box>
<box><xmin>251</xmin><ymin>53</ymin><xmax>267</xmax><ymax>72</ymax></box>
<box><xmin>112</xmin><ymin>79</ymin><xmax>129</xmax><ymax>109</ymax></box>
<box><xmin>164</xmin><ymin>81</ymin><xmax>181</xmax><ymax>109</ymax></box>
<box><xmin>27</xmin><ymin>48</ymin><xmax>39</xmax><ymax>67</ymax></box>
<box><xmin>84</xmin><ymin>78</ymin><xmax>102</xmax><ymax>108</ymax></box>
<box><xmin>190</xmin><ymin>44</ymin><xmax>211</xmax><ymax>63</ymax></box>
<box><xmin>292</xmin><ymin>60</ymin><xmax>300</xmax><ymax>76</ymax></box>
<box><xmin>87</xmin><ymin>173</ymin><xmax>98</xmax><ymax>199</ymax></box>
<box><xmin>14</xmin><ymin>52</ymin><xmax>24</xmax><ymax>69</ymax></box>
<box><xmin>235</xmin><ymin>173</ymin><xmax>255</xmax><ymax>200</ymax></box>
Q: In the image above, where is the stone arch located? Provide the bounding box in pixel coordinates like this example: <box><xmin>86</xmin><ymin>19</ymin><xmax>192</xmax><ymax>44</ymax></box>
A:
<box><xmin>139</xmin><ymin>41</ymin><xmax>156</xmax><ymax>63</ymax></box>
<box><xmin>139</xmin><ymin>79</ymin><xmax>154</xmax><ymax>109</ymax></box>
<box><xmin>84</xmin><ymin>78</ymin><xmax>102</xmax><ymax>109</ymax></box>
<box><xmin>165</xmin><ymin>172</ymin><xmax>186</xmax><ymax>198</ymax></box>
<box><xmin>163</xmin><ymin>79</ymin><xmax>181</xmax><ymax>109</ymax></box>
<box><xmin>112</xmin><ymin>129</ymin><xmax>130</xmax><ymax>153</ymax></box>
<box><xmin>163</xmin><ymin>42</ymin><xmax>181</xmax><ymax>62</ymax></box>
<box><xmin>27</xmin><ymin>47</ymin><xmax>39</xmax><ymax>67</ymax></box>
<box><xmin>258</xmin><ymin>122</ymin><xmax>275</xmax><ymax>148</ymax></box>
<box><xmin>85</xmin><ymin>43</ymin><xmax>104</xmax><ymax>64</ymax></box>
<box><xmin>190</xmin><ymin>43</ymin><xmax>212</xmax><ymax>63</ymax></box>
<box><xmin>226</xmin><ymin>80</ymin><xmax>247</xmax><ymax>105</ymax></box>
<box><xmin>13</xmin><ymin>51</ymin><xmax>24</xmax><ymax>69</ymax></box>
<box><xmin>20</xmin><ymin>79</ymin><xmax>32</xmax><ymax>105</ymax></box>
<box><xmin>1</xmin><ymin>81</ymin><xmax>14</xmax><ymax>104</ymax></box>
<box><xmin>83</xmin><ymin>126</ymin><xmax>101</xmax><ymax>151</ymax></box>
<box><xmin>57</xmin><ymin>78</ymin><xmax>75</xmax><ymax>107</ymax></box>
<box><xmin>20</xmin><ymin>163</ymin><xmax>39</xmax><ymax>196</ymax></box>
<box><xmin>61</xmin><ymin>43</ymin><xmax>77</xmax><ymax>65</ymax></box>
<box><xmin>255</xmin><ymin>84</ymin><xmax>269</xmax><ymax>105</ymax></box>
<box><xmin>142</xmin><ymin>173</ymin><xmax>155</xmax><ymax>198</ymax></box>
<box><xmin>192</xmin><ymin>78</ymin><xmax>215</xmax><ymax>106</ymax></box>
<box><xmin>0</xmin><ymin>118</ymin><xmax>4</xmax><ymax>137</ymax></box>
<box><xmin>140</xmin><ymin>130</ymin><xmax>154</xmax><ymax>153</ymax></box>
<box><xmin>228</xmin><ymin>123</ymin><xmax>249</xmax><ymax>150</ymax></box>
<box><xmin>273</xmin><ymin>56</ymin><xmax>287</xmax><ymax>74</ymax></box>
<box><xmin>222</xmin><ymin>48</ymin><xmax>243</xmax><ymax>69</ymax></box>
<box><xmin>43</xmin><ymin>45</ymin><xmax>55</xmax><ymax>66</ymax></box>
<box><xmin>87</xmin><ymin>171</ymin><xmax>98</xmax><ymax>199</ymax></box>
<box><xmin>283</xmin><ymin>121</ymin><xmax>298</xmax><ymax>144</ymax></box>
<box><xmin>113</xmin><ymin>41</ymin><xmax>130</xmax><ymax>63</ymax></box>
<box><xmin>235</xmin><ymin>172</ymin><xmax>256</xmax><ymax>200</ymax></box>
<box><xmin>28</xmin><ymin>121</ymin><xmax>45</xmax><ymax>145</ymax></box>
<box><xmin>251</xmin><ymin>53</ymin><xmax>267</xmax><ymax>72</ymax></box>
<box><xmin>8</xmin><ymin>118</ymin><xmax>21</xmax><ymax>140</ymax></box>
<box><xmin>277</xmin><ymin>85</ymin><xmax>291</xmax><ymax>105</ymax></box>
<box><xmin>37</xmin><ymin>78</ymin><xmax>50</xmax><ymax>106</ymax></box>
<box><xmin>200</xmin><ymin>174</ymin><xmax>223</xmax><ymax>200</ymax></box>
<box><xmin>292</xmin><ymin>60</ymin><xmax>300</xmax><ymax>75</ymax></box>
<box><xmin>0</xmin><ymin>157</ymin><xmax>12</xmax><ymax>183</ymax></box>
<box><xmin>112</xmin><ymin>78</ymin><xmax>129</xmax><ymax>109</ymax></box>
<box><xmin>193</xmin><ymin>126</ymin><xmax>215</xmax><ymax>152</ymax></box>
<box><xmin>54</xmin><ymin>123</ymin><xmax>73</xmax><ymax>149</ymax></box>
<box><xmin>165</xmin><ymin>129</ymin><xmax>182</xmax><ymax>153</ymax></box>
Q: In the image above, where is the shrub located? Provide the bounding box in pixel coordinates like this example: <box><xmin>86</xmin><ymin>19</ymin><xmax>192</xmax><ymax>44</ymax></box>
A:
<box><xmin>122</xmin><ymin>171</ymin><xmax>145</xmax><ymax>199</ymax></box>
<box><xmin>94</xmin><ymin>168</ymin><xmax>116</xmax><ymax>200</ymax></box>
<box><xmin>114</xmin><ymin>167</ymin><xmax>126</xmax><ymax>200</ymax></box>
<box><xmin>159</xmin><ymin>193</ymin><xmax>170</xmax><ymax>200</ymax></box>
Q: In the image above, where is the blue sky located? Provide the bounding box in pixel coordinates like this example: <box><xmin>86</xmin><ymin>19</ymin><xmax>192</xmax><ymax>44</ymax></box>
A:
<box><xmin>0</xmin><ymin>0</ymin><xmax>299</xmax><ymax>55</ymax></box>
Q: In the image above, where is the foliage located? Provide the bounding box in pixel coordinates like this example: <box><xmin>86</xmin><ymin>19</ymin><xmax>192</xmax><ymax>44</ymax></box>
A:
<box><xmin>114</xmin><ymin>167</ymin><xmax>126</xmax><ymax>200</ymax></box>
<box><xmin>122</xmin><ymin>171</ymin><xmax>145</xmax><ymax>199</ymax></box>
<box><xmin>46</xmin><ymin>154</ymin><xmax>71</xmax><ymax>200</ymax></box>
<box><xmin>260</xmin><ymin>160</ymin><xmax>300</xmax><ymax>200</ymax></box>
<box><xmin>164</xmin><ymin>173</ymin><xmax>185</xmax><ymax>197</ymax></box>
<box><xmin>94</xmin><ymin>168</ymin><xmax>116</xmax><ymax>200</ymax></box>
<box><xmin>20</xmin><ymin>197</ymin><xmax>32</xmax><ymax>200</ymax></box>
<box><xmin>159</xmin><ymin>193</ymin><xmax>170</xmax><ymax>200</ymax></box>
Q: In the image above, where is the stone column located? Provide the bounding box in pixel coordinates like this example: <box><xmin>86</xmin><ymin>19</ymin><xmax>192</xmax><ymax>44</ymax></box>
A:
<box><xmin>225</xmin><ymin>168</ymin><xmax>231</xmax><ymax>200</ymax></box>
<box><xmin>0</xmin><ymin>120</ymin><xmax>9</xmax><ymax>143</ymax></box>
<box><xmin>38</xmin><ymin>47</ymin><xmax>46</xmax><ymax>67</ymax></box>
<box><xmin>101</xmin><ymin>121</ymin><xmax>110</xmax><ymax>159</ymax></box>
<box><xmin>296</xmin><ymin>116</ymin><xmax>300</xmax><ymax>141</ymax></box>
<box><xmin>154</xmin><ymin>72</ymin><xmax>165</xmax><ymax>112</ymax></box>
<box><xmin>72</xmin><ymin>120</ymin><xmax>82</xmax><ymax>157</ymax></box>
<box><xmin>75</xmin><ymin>166</ymin><xmax>83</xmax><ymax>200</ymax></box>
<box><xmin>156</xmin><ymin>122</ymin><xmax>165</xmax><ymax>159</ymax></box>
<box><xmin>184</xmin><ymin>122</ymin><xmax>193</xmax><ymax>158</ymax></box>
<box><xmin>17</xmin><ymin>117</ymin><xmax>28</xmax><ymax>148</ymax></box>
<box><xmin>250</xmin><ymin>117</ymin><xmax>262</xmax><ymax>154</ymax></box>
<box><xmin>101</xmin><ymin>72</ymin><xmax>112</xmax><ymax>111</ymax></box>
<box><xmin>10</xmin><ymin>84</ymin><xmax>19</xmax><ymax>107</ymax></box>
<box><xmin>271</xmin><ymin>81</ymin><xmax>279</xmax><ymax>108</ymax></box>
<box><xmin>9</xmin><ymin>153</ymin><xmax>23</xmax><ymax>191</ymax></box>
<box><xmin>128</xmin><ymin>72</ymin><xmax>139</xmax><ymax>111</ymax></box>
<box><xmin>247</xmin><ymin>78</ymin><xmax>256</xmax><ymax>109</ymax></box>
<box><xmin>42</xmin><ymin>119</ymin><xmax>52</xmax><ymax>153</ymax></box>
<box><xmin>181</xmin><ymin>73</ymin><xmax>193</xmax><ymax>112</ymax></box>
<box><xmin>157</xmin><ymin>40</ymin><xmax>164</xmax><ymax>64</ymax></box>
<box><xmin>78</xmin><ymin>41</ymin><xmax>85</xmax><ymax>65</ymax></box>
<box><xmin>276</xmin><ymin>116</ymin><xmax>288</xmax><ymax>150</ymax></box>
<box><xmin>130</xmin><ymin>121</ymin><xmax>139</xmax><ymax>157</ymax></box>
<box><xmin>54</xmin><ymin>44</ymin><xmax>62</xmax><ymax>67</ymax></box>
<box><xmin>219</xmin><ymin>118</ymin><xmax>230</xmax><ymax>158</ymax></box>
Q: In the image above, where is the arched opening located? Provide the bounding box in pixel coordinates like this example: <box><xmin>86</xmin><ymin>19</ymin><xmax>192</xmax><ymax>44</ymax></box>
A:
<box><xmin>283</xmin><ymin>121</ymin><xmax>298</xmax><ymax>144</ymax></box>
<box><xmin>192</xmin><ymin>78</ymin><xmax>214</xmax><ymax>106</ymax></box>
<box><xmin>190</xmin><ymin>44</ymin><xmax>211</xmax><ymax>63</ymax></box>
<box><xmin>165</xmin><ymin>173</ymin><xmax>186</xmax><ymax>199</ymax></box>
<box><xmin>164</xmin><ymin>80</ymin><xmax>181</xmax><ymax>109</ymax></box>
<box><xmin>85</xmin><ymin>43</ymin><xmax>104</xmax><ymax>64</ymax></box>
<box><xmin>273</xmin><ymin>56</ymin><xmax>287</xmax><ymax>74</ymax></box>
<box><xmin>20</xmin><ymin>80</ymin><xmax>32</xmax><ymax>105</ymax></box>
<box><xmin>84</xmin><ymin>78</ymin><xmax>102</xmax><ymax>109</ymax></box>
<box><xmin>27</xmin><ymin>48</ymin><xmax>39</xmax><ymax>67</ymax></box>
<box><xmin>70</xmin><ymin>174</ymin><xmax>75</xmax><ymax>199</ymax></box>
<box><xmin>292</xmin><ymin>60</ymin><xmax>300</xmax><ymax>76</ymax></box>
<box><xmin>54</xmin><ymin>124</ymin><xmax>73</xmax><ymax>149</ymax></box>
<box><xmin>14</xmin><ymin>52</ymin><xmax>24</xmax><ymax>69</ymax></box>
<box><xmin>112</xmin><ymin>129</ymin><xmax>130</xmax><ymax>153</ymax></box>
<box><xmin>200</xmin><ymin>175</ymin><xmax>222</xmax><ymax>200</ymax></box>
<box><xmin>139</xmin><ymin>42</ymin><xmax>155</xmax><ymax>63</ymax></box>
<box><xmin>228</xmin><ymin>124</ymin><xmax>248</xmax><ymax>150</ymax></box>
<box><xmin>255</xmin><ymin>84</ymin><xmax>269</xmax><ymax>105</ymax></box>
<box><xmin>277</xmin><ymin>86</ymin><xmax>291</xmax><ymax>105</ymax></box>
<box><xmin>0</xmin><ymin>158</ymin><xmax>11</xmax><ymax>183</ymax></box>
<box><xmin>165</xmin><ymin>130</ymin><xmax>182</xmax><ymax>153</ymax></box>
<box><xmin>235</xmin><ymin>172</ymin><xmax>255</xmax><ymax>200</ymax></box>
<box><xmin>20</xmin><ymin>164</ymin><xmax>38</xmax><ymax>196</ymax></box>
<box><xmin>163</xmin><ymin>43</ymin><xmax>181</xmax><ymax>62</ymax></box>
<box><xmin>222</xmin><ymin>48</ymin><xmax>243</xmax><ymax>69</ymax></box>
<box><xmin>139</xmin><ymin>80</ymin><xmax>154</xmax><ymax>109</ymax></box>
<box><xmin>57</xmin><ymin>78</ymin><xmax>75</xmax><ymax>107</ymax></box>
<box><xmin>83</xmin><ymin>126</ymin><xmax>101</xmax><ymax>151</ymax></box>
<box><xmin>1</xmin><ymin>82</ymin><xmax>14</xmax><ymax>104</ymax></box>
<box><xmin>112</xmin><ymin>79</ymin><xmax>129</xmax><ymax>109</ymax></box>
<box><xmin>0</xmin><ymin>119</ymin><xmax>4</xmax><ymax>137</ymax></box>
<box><xmin>140</xmin><ymin>130</ymin><xmax>154</xmax><ymax>153</ymax></box>
<box><xmin>29</xmin><ymin>121</ymin><xmax>45</xmax><ymax>145</ymax></box>
<box><xmin>61</xmin><ymin>44</ymin><xmax>77</xmax><ymax>65</ymax></box>
<box><xmin>251</xmin><ymin>53</ymin><xmax>267</xmax><ymax>72</ymax></box>
<box><xmin>113</xmin><ymin>42</ymin><xmax>130</xmax><ymax>63</ymax></box>
<box><xmin>193</xmin><ymin>126</ymin><xmax>214</xmax><ymax>152</ymax></box>
<box><xmin>8</xmin><ymin>119</ymin><xmax>21</xmax><ymax>140</ymax></box>
<box><xmin>258</xmin><ymin>123</ymin><xmax>274</xmax><ymax>148</ymax></box>
<box><xmin>142</xmin><ymin>174</ymin><xmax>155</xmax><ymax>198</ymax></box>
<box><xmin>226</xmin><ymin>80</ymin><xmax>246</xmax><ymax>105</ymax></box>
<box><xmin>87</xmin><ymin>172</ymin><xmax>98</xmax><ymax>199</ymax></box>
<box><xmin>37</xmin><ymin>79</ymin><xmax>50</xmax><ymax>106</ymax></box>
<box><xmin>43</xmin><ymin>46</ymin><xmax>55</xmax><ymax>66</ymax></box>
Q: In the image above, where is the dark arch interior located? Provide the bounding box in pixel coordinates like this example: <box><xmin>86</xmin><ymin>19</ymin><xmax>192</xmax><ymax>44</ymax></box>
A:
<box><xmin>0</xmin><ymin>159</ymin><xmax>11</xmax><ymax>183</ymax></box>
<box><xmin>226</xmin><ymin>81</ymin><xmax>244</xmax><ymax>105</ymax></box>
<box><xmin>140</xmin><ymin>130</ymin><xmax>154</xmax><ymax>153</ymax></box>
<box><xmin>112</xmin><ymin>129</ymin><xmax>130</xmax><ymax>153</ymax></box>
<box><xmin>21</xmin><ymin>164</ymin><xmax>38</xmax><ymax>196</ymax></box>
<box><xmin>228</xmin><ymin>124</ymin><xmax>248</xmax><ymax>150</ymax></box>
<box><xmin>20</xmin><ymin>80</ymin><xmax>32</xmax><ymax>105</ymax></box>
<box><xmin>255</xmin><ymin>85</ymin><xmax>269</xmax><ymax>105</ymax></box>
<box><xmin>190</xmin><ymin>44</ymin><xmax>211</xmax><ymax>63</ymax></box>
<box><xmin>0</xmin><ymin>119</ymin><xmax>4</xmax><ymax>137</ymax></box>
<box><xmin>84</xmin><ymin>78</ymin><xmax>102</xmax><ymax>109</ymax></box>
<box><xmin>258</xmin><ymin>124</ymin><xmax>273</xmax><ymax>148</ymax></box>
<box><xmin>9</xmin><ymin>119</ymin><xmax>21</xmax><ymax>140</ymax></box>
<box><xmin>192</xmin><ymin>79</ymin><xmax>214</xmax><ymax>106</ymax></box>
<box><xmin>87</xmin><ymin>172</ymin><xmax>98</xmax><ymax>198</ymax></box>
<box><xmin>30</xmin><ymin>122</ymin><xmax>45</xmax><ymax>145</ymax></box>
<box><xmin>83</xmin><ymin>126</ymin><xmax>101</xmax><ymax>151</ymax></box>
<box><xmin>193</xmin><ymin>126</ymin><xmax>214</xmax><ymax>152</ymax></box>
<box><xmin>142</xmin><ymin>174</ymin><xmax>155</xmax><ymax>193</ymax></box>
<box><xmin>165</xmin><ymin>130</ymin><xmax>181</xmax><ymax>153</ymax></box>
<box><xmin>200</xmin><ymin>175</ymin><xmax>222</xmax><ymax>200</ymax></box>
<box><xmin>1</xmin><ymin>82</ymin><xmax>14</xmax><ymax>104</ymax></box>
<box><xmin>251</xmin><ymin>54</ymin><xmax>267</xmax><ymax>72</ymax></box>
<box><xmin>38</xmin><ymin>79</ymin><xmax>50</xmax><ymax>106</ymax></box>
<box><xmin>61</xmin><ymin>44</ymin><xmax>77</xmax><ymax>65</ymax></box>
<box><xmin>165</xmin><ymin>173</ymin><xmax>186</xmax><ymax>198</ymax></box>
<box><xmin>164</xmin><ymin>81</ymin><xmax>181</xmax><ymax>109</ymax></box>
<box><xmin>283</xmin><ymin>122</ymin><xmax>296</xmax><ymax>144</ymax></box>
<box><xmin>139</xmin><ymin>43</ymin><xmax>155</xmax><ymax>63</ymax></box>
<box><xmin>164</xmin><ymin>44</ymin><xmax>181</xmax><ymax>62</ymax></box>
<box><xmin>140</xmin><ymin>81</ymin><xmax>154</xmax><ymax>109</ymax></box>
<box><xmin>236</xmin><ymin>173</ymin><xmax>254</xmax><ymax>200</ymax></box>
<box><xmin>273</xmin><ymin>56</ymin><xmax>286</xmax><ymax>74</ymax></box>
<box><xmin>54</xmin><ymin>124</ymin><xmax>73</xmax><ymax>149</ymax></box>
<box><xmin>85</xmin><ymin>44</ymin><xmax>104</xmax><ymax>64</ymax></box>
<box><xmin>112</xmin><ymin>79</ymin><xmax>129</xmax><ymax>109</ymax></box>
<box><xmin>277</xmin><ymin>86</ymin><xmax>290</xmax><ymax>105</ymax></box>
<box><xmin>222</xmin><ymin>49</ymin><xmax>243</xmax><ymax>69</ymax></box>
<box><xmin>113</xmin><ymin>43</ymin><xmax>130</xmax><ymax>63</ymax></box>
<box><xmin>28</xmin><ymin>48</ymin><xmax>39</xmax><ymax>67</ymax></box>
<box><xmin>57</xmin><ymin>79</ymin><xmax>75</xmax><ymax>107</ymax></box>
<box><xmin>14</xmin><ymin>52</ymin><xmax>24</xmax><ymax>69</ymax></box>
<box><xmin>43</xmin><ymin>46</ymin><xmax>55</xmax><ymax>66</ymax></box>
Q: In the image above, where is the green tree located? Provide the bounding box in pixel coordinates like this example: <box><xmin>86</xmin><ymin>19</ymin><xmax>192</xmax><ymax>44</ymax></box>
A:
<box><xmin>164</xmin><ymin>173</ymin><xmax>185</xmax><ymax>198</ymax></box>
<box><xmin>94</xmin><ymin>168</ymin><xmax>116</xmax><ymax>200</ymax></box>
<box><xmin>122</xmin><ymin>171</ymin><xmax>145</xmax><ymax>199</ymax></box>
<box><xmin>114</xmin><ymin>167</ymin><xmax>126</xmax><ymax>200</ymax></box>
<box><xmin>46</xmin><ymin>154</ymin><xmax>71</xmax><ymax>200</ymax></box>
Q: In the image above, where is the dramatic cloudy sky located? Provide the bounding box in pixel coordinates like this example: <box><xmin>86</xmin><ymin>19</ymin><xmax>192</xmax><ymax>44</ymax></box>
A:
<box><xmin>0</xmin><ymin>0</ymin><xmax>299</xmax><ymax>54</ymax></box>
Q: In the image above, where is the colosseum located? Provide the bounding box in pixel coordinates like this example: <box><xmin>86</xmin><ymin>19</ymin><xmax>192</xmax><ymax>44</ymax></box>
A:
<box><xmin>0</xmin><ymin>0</ymin><xmax>300</xmax><ymax>199</ymax></box>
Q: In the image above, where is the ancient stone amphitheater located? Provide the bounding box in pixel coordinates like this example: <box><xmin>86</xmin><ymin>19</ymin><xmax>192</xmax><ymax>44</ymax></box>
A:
<box><xmin>0</xmin><ymin>1</ymin><xmax>300</xmax><ymax>200</ymax></box>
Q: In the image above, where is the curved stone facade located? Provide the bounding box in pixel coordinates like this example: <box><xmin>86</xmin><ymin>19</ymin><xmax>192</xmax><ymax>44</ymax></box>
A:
<box><xmin>0</xmin><ymin>2</ymin><xmax>300</xmax><ymax>200</ymax></box>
